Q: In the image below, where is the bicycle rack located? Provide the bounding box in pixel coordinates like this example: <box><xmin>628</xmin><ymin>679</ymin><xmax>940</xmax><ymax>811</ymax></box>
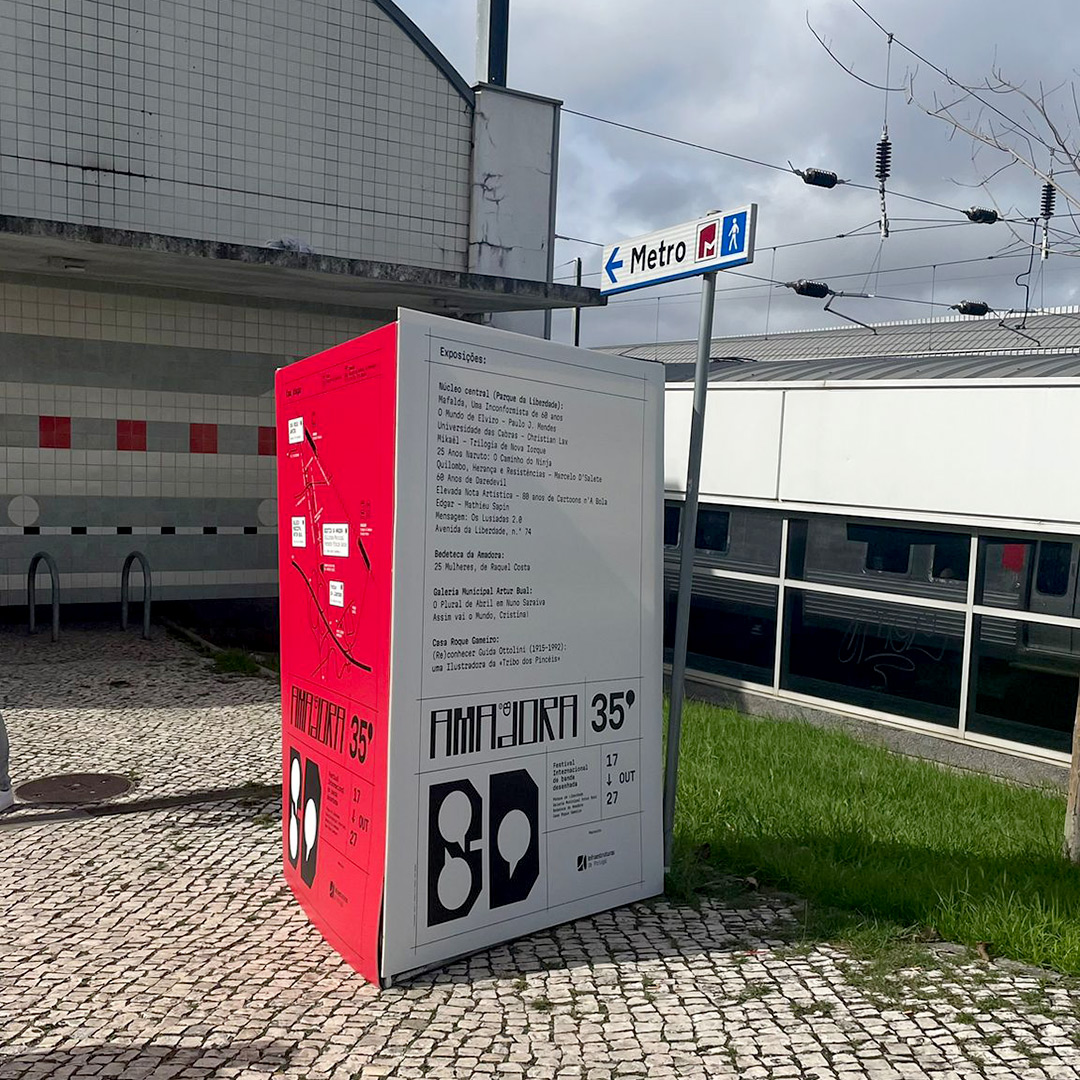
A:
<box><xmin>27</xmin><ymin>551</ymin><xmax>60</xmax><ymax>642</ymax></box>
<box><xmin>121</xmin><ymin>550</ymin><xmax>152</xmax><ymax>641</ymax></box>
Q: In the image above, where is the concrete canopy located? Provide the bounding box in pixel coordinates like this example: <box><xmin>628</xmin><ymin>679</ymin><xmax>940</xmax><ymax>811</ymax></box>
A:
<box><xmin>0</xmin><ymin>216</ymin><xmax>604</xmax><ymax>318</ymax></box>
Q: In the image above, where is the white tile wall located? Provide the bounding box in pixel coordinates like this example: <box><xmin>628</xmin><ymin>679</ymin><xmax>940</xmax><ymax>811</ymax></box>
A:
<box><xmin>0</xmin><ymin>281</ymin><xmax>379</xmax><ymax>355</ymax></box>
<box><xmin>0</xmin><ymin>0</ymin><xmax>473</xmax><ymax>270</ymax></box>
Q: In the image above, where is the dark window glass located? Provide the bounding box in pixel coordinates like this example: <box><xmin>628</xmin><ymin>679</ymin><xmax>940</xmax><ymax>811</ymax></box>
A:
<box><xmin>853</xmin><ymin>524</ymin><xmax>911</xmax><ymax>574</ymax></box>
<box><xmin>785</xmin><ymin>519</ymin><xmax>808</xmax><ymax>579</ymax></box>
<box><xmin>664</xmin><ymin>580</ymin><xmax>777</xmax><ymax>686</ymax></box>
<box><xmin>1036</xmin><ymin>542</ymin><xmax>1072</xmax><ymax>597</ymax></box>
<box><xmin>695</xmin><ymin>508</ymin><xmax>730</xmax><ymax>553</ymax></box>
<box><xmin>932</xmin><ymin>535</ymin><xmax>970</xmax><ymax>582</ymax></box>
<box><xmin>967</xmin><ymin>615</ymin><xmax>1077</xmax><ymax>753</ymax></box>
<box><xmin>977</xmin><ymin>538</ymin><xmax>1077</xmax><ymax>613</ymax></box>
<box><xmin>684</xmin><ymin>506</ymin><xmax>782</xmax><ymax>574</ymax></box>
<box><xmin>790</xmin><ymin>519</ymin><xmax>969</xmax><ymax>599</ymax></box>
<box><xmin>781</xmin><ymin>589</ymin><xmax>963</xmax><ymax>725</ymax></box>
<box><xmin>663</xmin><ymin>503</ymin><xmax>681</xmax><ymax>547</ymax></box>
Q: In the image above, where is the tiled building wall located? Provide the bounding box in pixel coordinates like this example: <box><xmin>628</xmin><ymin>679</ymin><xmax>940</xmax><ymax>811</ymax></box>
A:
<box><xmin>0</xmin><ymin>0</ymin><xmax>473</xmax><ymax>269</ymax></box>
<box><xmin>0</xmin><ymin>281</ymin><xmax>381</xmax><ymax>607</ymax></box>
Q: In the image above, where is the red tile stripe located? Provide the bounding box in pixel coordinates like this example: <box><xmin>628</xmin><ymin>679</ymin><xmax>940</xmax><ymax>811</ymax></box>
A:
<box><xmin>116</xmin><ymin>419</ymin><xmax>147</xmax><ymax>452</ymax></box>
<box><xmin>189</xmin><ymin>422</ymin><xmax>218</xmax><ymax>454</ymax></box>
<box><xmin>39</xmin><ymin>415</ymin><xmax>71</xmax><ymax>449</ymax></box>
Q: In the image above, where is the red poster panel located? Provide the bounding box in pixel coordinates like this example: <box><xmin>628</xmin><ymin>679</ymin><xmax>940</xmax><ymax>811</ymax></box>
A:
<box><xmin>275</xmin><ymin>323</ymin><xmax>397</xmax><ymax>985</ymax></box>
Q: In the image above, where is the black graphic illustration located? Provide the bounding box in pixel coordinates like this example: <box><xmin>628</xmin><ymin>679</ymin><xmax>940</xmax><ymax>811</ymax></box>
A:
<box><xmin>488</xmin><ymin>770</ymin><xmax>540</xmax><ymax>909</ymax></box>
<box><xmin>300</xmin><ymin>757</ymin><xmax>322</xmax><ymax>887</ymax></box>
<box><xmin>427</xmin><ymin>779</ymin><xmax>484</xmax><ymax>926</ymax></box>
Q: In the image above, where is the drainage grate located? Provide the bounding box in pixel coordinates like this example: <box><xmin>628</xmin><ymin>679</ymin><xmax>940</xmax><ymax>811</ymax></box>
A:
<box><xmin>14</xmin><ymin>773</ymin><xmax>133</xmax><ymax>806</ymax></box>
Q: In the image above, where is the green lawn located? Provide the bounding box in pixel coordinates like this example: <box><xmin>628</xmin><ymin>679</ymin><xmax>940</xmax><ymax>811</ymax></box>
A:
<box><xmin>668</xmin><ymin>700</ymin><xmax>1080</xmax><ymax>974</ymax></box>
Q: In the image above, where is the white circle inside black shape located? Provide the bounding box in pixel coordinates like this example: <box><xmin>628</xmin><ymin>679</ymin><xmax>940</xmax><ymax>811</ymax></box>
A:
<box><xmin>290</xmin><ymin>758</ymin><xmax>301</xmax><ymax>804</ymax></box>
<box><xmin>304</xmin><ymin>797</ymin><xmax>318</xmax><ymax>854</ymax></box>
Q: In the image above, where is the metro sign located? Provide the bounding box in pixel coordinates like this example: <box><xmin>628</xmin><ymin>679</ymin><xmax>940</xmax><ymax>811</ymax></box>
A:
<box><xmin>600</xmin><ymin>204</ymin><xmax>757</xmax><ymax>296</ymax></box>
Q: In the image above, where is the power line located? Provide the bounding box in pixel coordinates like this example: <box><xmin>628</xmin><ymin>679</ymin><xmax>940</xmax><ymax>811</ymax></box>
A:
<box><xmin>555</xmin><ymin>234</ymin><xmax>604</xmax><ymax>247</ymax></box>
<box><xmin>602</xmin><ymin>251</ymin><xmax>1035</xmax><ymax>305</ymax></box>
<box><xmin>562</xmin><ymin>106</ymin><xmax>983</xmax><ymax>219</ymax></box>
<box><xmin>554</xmin><ymin>218</ymin><xmax>974</xmax><ymax>264</ymax></box>
<box><xmin>848</xmin><ymin>0</ymin><xmax>1050</xmax><ymax>151</ymax></box>
<box><xmin>561</xmin><ymin>108</ymin><xmax>792</xmax><ymax>174</ymax></box>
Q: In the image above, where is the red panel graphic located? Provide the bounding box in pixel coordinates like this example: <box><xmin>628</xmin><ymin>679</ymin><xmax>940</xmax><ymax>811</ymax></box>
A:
<box><xmin>276</xmin><ymin>323</ymin><xmax>398</xmax><ymax>985</ymax></box>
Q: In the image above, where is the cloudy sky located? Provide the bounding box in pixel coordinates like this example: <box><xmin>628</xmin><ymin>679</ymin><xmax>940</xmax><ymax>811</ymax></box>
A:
<box><xmin>396</xmin><ymin>0</ymin><xmax>1080</xmax><ymax>348</ymax></box>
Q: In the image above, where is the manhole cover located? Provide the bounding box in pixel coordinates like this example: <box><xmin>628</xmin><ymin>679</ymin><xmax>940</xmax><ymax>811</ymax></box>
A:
<box><xmin>14</xmin><ymin>773</ymin><xmax>133</xmax><ymax>806</ymax></box>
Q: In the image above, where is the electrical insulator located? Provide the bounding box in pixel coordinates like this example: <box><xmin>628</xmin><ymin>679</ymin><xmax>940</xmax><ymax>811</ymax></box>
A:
<box><xmin>799</xmin><ymin>168</ymin><xmax>840</xmax><ymax>189</ymax></box>
<box><xmin>1041</xmin><ymin>183</ymin><xmax>1056</xmax><ymax>219</ymax></box>
<box><xmin>787</xmin><ymin>280</ymin><xmax>831</xmax><ymax>299</ymax></box>
<box><xmin>965</xmin><ymin>207</ymin><xmax>999</xmax><ymax>225</ymax></box>
<box><xmin>952</xmin><ymin>300</ymin><xmax>991</xmax><ymax>317</ymax></box>
<box><xmin>875</xmin><ymin>136</ymin><xmax>892</xmax><ymax>182</ymax></box>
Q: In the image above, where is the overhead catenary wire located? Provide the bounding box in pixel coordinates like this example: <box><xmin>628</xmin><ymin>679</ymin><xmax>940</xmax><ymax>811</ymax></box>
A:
<box><xmin>848</xmin><ymin>0</ymin><xmax>1051</xmax><ymax>152</ymax></box>
<box><xmin>561</xmin><ymin>107</ymin><xmax>990</xmax><ymax>220</ymax></box>
<box><xmin>594</xmin><ymin>250</ymin><xmax>1038</xmax><ymax>304</ymax></box>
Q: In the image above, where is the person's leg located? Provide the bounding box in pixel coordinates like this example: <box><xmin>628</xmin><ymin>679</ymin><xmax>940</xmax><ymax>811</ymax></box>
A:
<box><xmin>0</xmin><ymin>712</ymin><xmax>12</xmax><ymax>810</ymax></box>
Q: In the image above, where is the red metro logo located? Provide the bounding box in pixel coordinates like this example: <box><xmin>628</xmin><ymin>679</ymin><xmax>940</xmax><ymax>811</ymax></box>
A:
<box><xmin>696</xmin><ymin>220</ymin><xmax>718</xmax><ymax>262</ymax></box>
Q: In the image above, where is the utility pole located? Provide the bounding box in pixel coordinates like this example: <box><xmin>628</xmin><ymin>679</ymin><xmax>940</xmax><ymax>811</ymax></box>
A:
<box><xmin>476</xmin><ymin>0</ymin><xmax>510</xmax><ymax>86</ymax></box>
<box><xmin>661</xmin><ymin>268</ymin><xmax>716</xmax><ymax>869</ymax></box>
<box><xmin>572</xmin><ymin>257</ymin><xmax>582</xmax><ymax>347</ymax></box>
<box><xmin>598</xmin><ymin>204</ymin><xmax>757</xmax><ymax>870</ymax></box>
<box><xmin>1066</xmin><ymin>694</ymin><xmax>1080</xmax><ymax>862</ymax></box>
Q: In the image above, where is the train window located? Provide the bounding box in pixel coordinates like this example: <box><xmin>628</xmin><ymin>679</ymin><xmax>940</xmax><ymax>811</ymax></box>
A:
<box><xmin>663</xmin><ymin>503</ymin><xmax>681</xmax><ymax>547</ymax></box>
<box><xmin>1036</xmin><ymin>542</ymin><xmax>1072</xmax><ymax>597</ymax></box>
<box><xmin>780</xmin><ymin>590</ymin><xmax>962</xmax><ymax>726</ymax></box>
<box><xmin>850</xmin><ymin>524</ymin><xmax>912</xmax><ymax>574</ymax></box>
<box><xmin>931</xmin><ymin>536</ymin><xmax>970</xmax><ymax>582</ymax></box>
<box><xmin>695</xmin><ymin>508</ymin><xmax>730</xmax><ymax>553</ymax></box>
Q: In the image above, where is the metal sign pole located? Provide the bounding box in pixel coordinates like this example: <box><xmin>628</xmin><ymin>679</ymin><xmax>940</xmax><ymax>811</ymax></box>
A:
<box><xmin>662</xmin><ymin>270</ymin><xmax>716</xmax><ymax>869</ymax></box>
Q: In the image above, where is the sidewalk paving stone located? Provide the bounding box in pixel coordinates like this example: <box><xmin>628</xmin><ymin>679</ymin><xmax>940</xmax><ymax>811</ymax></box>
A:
<box><xmin>3</xmin><ymin>627</ymin><xmax>1080</xmax><ymax>1078</ymax></box>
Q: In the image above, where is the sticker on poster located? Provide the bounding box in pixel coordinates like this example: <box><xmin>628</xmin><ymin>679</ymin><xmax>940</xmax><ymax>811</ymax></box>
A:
<box><xmin>323</xmin><ymin>523</ymin><xmax>349</xmax><ymax>557</ymax></box>
<box><xmin>329</xmin><ymin>581</ymin><xmax>345</xmax><ymax>608</ymax></box>
<box><xmin>291</xmin><ymin>516</ymin><xmax>307</xmax><ymax>548</ymax></box>
<box><xmin>288</xmin><ymin>417</ymin><xmax>304</xmax><ymax>444</ymax></box>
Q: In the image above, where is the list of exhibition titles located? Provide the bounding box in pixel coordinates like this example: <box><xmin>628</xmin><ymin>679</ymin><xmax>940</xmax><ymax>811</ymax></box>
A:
<box><xmin>421</xmin><ymin>344</ymin><xmax>647</xmax><ymax>689</ymax></box>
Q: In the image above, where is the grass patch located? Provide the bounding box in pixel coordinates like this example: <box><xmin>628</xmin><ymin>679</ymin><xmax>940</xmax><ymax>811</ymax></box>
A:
<box><xmin>668</xmin><ymin>702</ymin><xmax>1080</xmax><ymax>974</ymax></box>
<box><xmin>213</xmin><ymin>649</ymin><xmax>263</xmax><ymax>676</ymax></box>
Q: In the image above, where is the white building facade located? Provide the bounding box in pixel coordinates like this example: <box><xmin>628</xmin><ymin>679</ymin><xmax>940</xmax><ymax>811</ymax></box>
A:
<box><xmin>0</xmin><ymin>0</ymin><xmax>594</xmax><ymax>614</ymax></box>
<box><xmin>659</xmin><ymin>350</ymin><xmax>1080</xmax><ymax>768</ymax></box>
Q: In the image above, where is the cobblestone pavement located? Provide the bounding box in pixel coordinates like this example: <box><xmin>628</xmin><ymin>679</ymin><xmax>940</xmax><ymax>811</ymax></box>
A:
<box><xmin>4</xmin><ymin>627</ymin><xmax>1080</xmax><ymax>1079</ymax></box>
<box><xmin>0</xmin><ymin>624</ymin><xmax>279</xmax><ymax>801</ymax></box>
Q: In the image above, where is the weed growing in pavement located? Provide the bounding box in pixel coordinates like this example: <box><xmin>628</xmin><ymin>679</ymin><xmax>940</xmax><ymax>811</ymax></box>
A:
<box><xmin>791</xmin><ymin>1000</ymin><xmax>835</xmax><ymax>1019</ymax></box>
<box><xmin>213</xmin><ymin>649</ymin><xmax>263</xmax><ymax>675</ymax></box>
<box><xmin>734</xmin><ymin>981</ymin><xmax>771</xmax><ymax>1004</ymax></box>
<box><xmin>531</xmin><ymin>997</ymin><xmax>553</xmax><ymax>1012</ymax></box>
<box><xmin>665</xmin><ymin>701</ymin><xmax>1080</xmax><ymax>975</ymax></box>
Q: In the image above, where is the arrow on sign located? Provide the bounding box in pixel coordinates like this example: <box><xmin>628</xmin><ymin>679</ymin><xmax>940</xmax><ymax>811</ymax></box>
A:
<box><xmin>604</xmin><ymin>246</ymin><xmax>623</xmax><ymax>284</ymax></box>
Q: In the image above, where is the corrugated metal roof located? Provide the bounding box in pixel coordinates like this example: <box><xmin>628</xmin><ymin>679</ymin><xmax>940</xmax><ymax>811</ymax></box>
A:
<box><xmin>662</xmin><ymin>352</ymin><xmax>1080</xmax><ymax>384</ymax></box>
<box><xmin>599</xmin><ymin>307</ymin><xmax>1080</xmax><ymax>365</ymax></box>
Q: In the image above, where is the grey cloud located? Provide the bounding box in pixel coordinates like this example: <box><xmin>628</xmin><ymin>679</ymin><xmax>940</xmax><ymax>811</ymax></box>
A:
<box><xmin>401</xmin><ymin>0</ymin><xmax>1080</xmax><ymax>347</ymax></box>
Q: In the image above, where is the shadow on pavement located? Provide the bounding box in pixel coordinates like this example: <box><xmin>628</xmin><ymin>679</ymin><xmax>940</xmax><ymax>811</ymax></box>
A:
<box><xmin>0</xmin><ymin>1038</ymin><xmax>302</xmax><ymax>1079</ymax></box>
<box><xmin>0</xmin><ymin>621</ymin><xmax>279</xmax><ymax>709</ymax></box>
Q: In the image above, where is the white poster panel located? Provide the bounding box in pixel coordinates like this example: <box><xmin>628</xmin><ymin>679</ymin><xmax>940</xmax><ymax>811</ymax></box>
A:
<box><xmin>383</xmin><ymin>310</ymin><xmax>664</xmax><ymax>980</ymax></box>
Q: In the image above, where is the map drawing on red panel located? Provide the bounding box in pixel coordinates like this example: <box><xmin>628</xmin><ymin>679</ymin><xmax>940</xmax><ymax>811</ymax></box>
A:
<box><xmin>287</xmin><ymin>417</ymin><xmax>375</xmax><ymax>679</ymax></box>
